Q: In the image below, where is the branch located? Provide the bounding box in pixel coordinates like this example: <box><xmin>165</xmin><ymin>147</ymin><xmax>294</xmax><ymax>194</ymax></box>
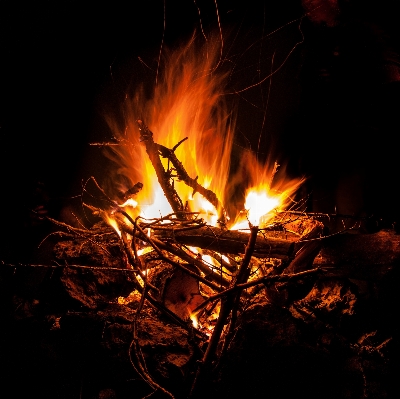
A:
<box><xmin>154</xmin><ymin>225</ymin><xmax>295</xmax><ymax>260</ymax></box>
<box><xmin>190</xmin><ymin>227</ymin><xmax>259</xmax><ymax>397</ymax></box>
<box><xmin>137</xmin><ymin>119</ymin><xmax>186</xmax><ymax>218</ymax></box>
<box><xmin>157</xmin><ymin>142</ymin><xmax>227</xmax><ymax>225</ymax></box>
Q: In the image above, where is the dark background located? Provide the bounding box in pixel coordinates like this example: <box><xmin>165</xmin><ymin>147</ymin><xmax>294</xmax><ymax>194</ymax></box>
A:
<box><xmin>1</xmin><ymin>0</ymin><xmax>399</xmax><ymax>260</ymax></box>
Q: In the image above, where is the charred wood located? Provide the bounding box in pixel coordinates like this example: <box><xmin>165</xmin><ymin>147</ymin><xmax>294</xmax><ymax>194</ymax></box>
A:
<box><xmin>137</xmin><ymin>119</ymin><xmax>186</xmax><ymax>218</ymax></box>
<box><xmin>157</xmin><ymin>141</ymin><xmax>227</xmax><ymax>225</ymax></box>
<box><xmin>154</xmin><ymin>225</ymin><xmax>296</xmax><ymax>260</ymax></box>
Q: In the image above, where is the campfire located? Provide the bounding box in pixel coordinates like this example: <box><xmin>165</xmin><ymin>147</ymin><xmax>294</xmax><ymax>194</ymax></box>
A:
<box><xmin>77</xmin><ymin>39</ymin><xmax>320</xmax><ymax>393</ymax></box>
<box><xmin>2</xmin><ymin>33</ymin><xmax>397</xmax><ymax>399</ymax></box>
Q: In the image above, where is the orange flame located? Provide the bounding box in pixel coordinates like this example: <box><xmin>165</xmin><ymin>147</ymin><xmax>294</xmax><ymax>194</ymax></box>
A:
<box><xmin>106</xmin><ymin>215</ymin><xmax>122</xmax><ymax>237</ymax></box>
<box><xmin>230</xmin><ymin>154</ymin><xmax>304</xmax><ymax>229</ymax></box>
<box><xmin>105</xmin><ymin>35</ymin><xmax>303</xmax><ymax>225</ymax></box>
<box><xmin>105</xmin><ymin>35</ymin><xmax>234</xmax><ymax>223</ymax></box>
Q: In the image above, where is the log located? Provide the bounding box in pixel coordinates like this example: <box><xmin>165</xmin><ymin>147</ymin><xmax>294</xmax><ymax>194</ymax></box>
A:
<box><xmin>153</xmin><ymin>225</ymin><xmax>296</xmax><ymax>260</ymax></box>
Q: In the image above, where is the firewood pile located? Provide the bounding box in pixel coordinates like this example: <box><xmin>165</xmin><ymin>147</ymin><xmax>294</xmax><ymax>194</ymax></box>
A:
<box><xmin>1</xmin><ymin>121</ymin><xmax>398</xmax><ymax>398</ymax></box>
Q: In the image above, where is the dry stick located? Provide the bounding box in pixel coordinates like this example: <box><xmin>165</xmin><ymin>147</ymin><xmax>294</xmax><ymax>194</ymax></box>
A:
<box><xmin>128</xmin><ymin>251</ymin><xmax>175</xmax><ymax>399</ymax></box>
<box><xmin>157</xmin><ymin>142</ymin><xmax>227</xmax><ymax>226</ymax></box>
<box><xmin>132</xmin><ymin>218</ymin><xmax>227</xmax><ymax>291</ymax></box>
<box><xmin>151</xmin><ymin>237</ymin><xmax>231</xmax><ymax>288</ymax></box>
<box><xmin>44</xmin><ymin>216</ymin><xmax>116</xmax><ymax>258</ymax></box>
<box><xmin>201</xmin><ymin>249</ymin><xmax>237</xmax><ymax>273</ymax></box>
<box><xmin>286</xmin><ymin>219</ymin><xmax>324</xmax><ymax>273</ymax></box>
<box><xmin>118</xmin><ymin>230</ymin><xmax>199</xmax><ymax>335</ymax></box>
<box><xmin>154</xmin><ymin>224</ymin><xmax>295</xmax><ymax>259</ymax></box>
<box><xmin>191</xmin><ymin>267</ymin><xmax>321</xmax><ymax>315</ymax></box>
<box><xmin>219</xmin><ymin>226</ymin><xmax>260</xmax><ymax>359</ymax></box>
<box><xmin>116</xmin><ymin>211</ymin><xmax>227</xmax><ymax>291</ymax></box>
<box><xmin>137</xmin><ymin>119</ymin><xmax>186</xmax><ymax>218</ymax></box>
<box><xmin>148</xmin><ymin>236</ymin><xmax>229</xmax><ymax>290</ymax></box>
<box><xmin>189</xmin><ymin>226</ymin><xmax>259</xmax><ymax>398</ymax></box>
<box><xmin>138</xmin><ymin>211</ymin><xmax>203</xmax><ymax>227</ymax></box>
<box><xmin>119</xmin><ymin>232</ymin><xmax>159</xmax><ymax>294</ymax></box>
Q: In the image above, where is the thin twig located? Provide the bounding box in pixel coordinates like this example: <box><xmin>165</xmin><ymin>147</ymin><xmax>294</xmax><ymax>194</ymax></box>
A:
<box><xmin>189</xmin><ymin>226</ymin><xmax>259</xmax><ymax>397</ymax></box>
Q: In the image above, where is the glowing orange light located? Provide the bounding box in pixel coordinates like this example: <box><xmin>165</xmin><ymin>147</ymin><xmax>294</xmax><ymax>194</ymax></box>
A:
<box><xmin>137</xmin><ymin>247</ymin><xmax>153</xmax><ymax>256</ymax></box>
<box><xmin>106</xmin><ymin>216</ymin><xmax>121</xmax><ymax>237</ymax></box>
<box><xmin>244</xmin><ymin>190</ymin><xmax>280</xmax><ymax>226</ymax></box>
<box><xmin>121</xmin><ymin>198</ymin><xmax>138</xmax><ymax>208</ymax></box>
<box><xmin>104</xmin><ymin>36</ymin><xmax>303</xmax><ymax>232</ymax></box>
<box><xmin>190</xmin><ymin>313</ymin><xmax>199</xmax><ymax>329</ymax></box>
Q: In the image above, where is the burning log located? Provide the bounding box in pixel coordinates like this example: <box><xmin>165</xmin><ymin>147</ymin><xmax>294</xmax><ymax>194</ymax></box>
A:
<box><xmin>154</xmin><ymin>224</ymin><xmax>296</xmax><ymax>259</ymax></box>
<box><xmin>122</xmin><ymin>181</ymin><xmax>143</xmax><ymax>201</ymax></box>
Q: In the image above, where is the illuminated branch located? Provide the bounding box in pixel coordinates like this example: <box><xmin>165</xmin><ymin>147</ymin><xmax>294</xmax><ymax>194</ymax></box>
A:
<box><xmin>200</xmin><ymin>249</ymin><xmax>238</xmax><ymax>272</ymax></box>
<box><xmin>218</xmin><ymin>226</ymin><xmax>259</xmax><ymax>363</ymax></box>
<box><xmin>154</xmin><ymin>225</ymin><xmax>295</xmax><ymax>259</ymax></box>
<box><xmin>157</xmin><ymin>142</ymin><xmax>227</xmax><ymax>225</ymax></box>
<box><xmin>137</xmin><ymin>119</ymin><xmax>186</xmax><ymax>218</ymax></box>
<box><xmin>190</xmin><ymin>226</ymin><xmax>259</xmax><ymax>397</ymax></box>
<box><xmin>191</xmin><ymin>267</ymin><xmax>322</xmax><ymax>315</ymax></box>
<box><xmin>114</xmin><ymin>209</ymin><xmax>229</xmax><ymax>289</ymax></box>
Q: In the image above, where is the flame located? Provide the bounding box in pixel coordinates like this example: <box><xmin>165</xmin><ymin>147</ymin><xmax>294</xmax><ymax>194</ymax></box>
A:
<box><xmin>190</xmin><ymin>313</ymin><xmax>199</xmax><ymax>329</ymax></box>
<box><xmin>244</xmin><ymin>190</ymin><xmax>280</xmax><ymax>226</ymax></box>
<box><xmin>106</xmin><ymin>216</ymin><xmax>121</xmax><ymax>237</ymax></box>
<box><xmin>105</xmin><ymin>35</ymin><xmax>303</xmax><ymax>228</ymax></box>
<box><xmin>105</xmin><ymin>35</ymin><xmax>234</xmax><ymax>224</ymax></box>
<box><xmin>231</xmin><ymin>155</ymin><xmax>304</xmax><ymax>229</ymax></box>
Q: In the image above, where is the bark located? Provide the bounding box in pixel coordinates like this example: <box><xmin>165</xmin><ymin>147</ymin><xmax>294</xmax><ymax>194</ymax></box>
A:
<box><xmin>154</xmin><ymin>225</ymin><xmax>296</xmax><ymax>260</ymax></box>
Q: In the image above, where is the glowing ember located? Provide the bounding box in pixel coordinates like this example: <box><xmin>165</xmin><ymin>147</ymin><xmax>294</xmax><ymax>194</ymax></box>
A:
<box><xmin>201</xmin><ymin>254</ymin><xmax>215</xmax><ymax>269</ymax></box>
<box><xmin>137</xmin><ymin>247</ymin><xmax>153</xmax><ymax>257</ymax></box>
<box><xmin>190</xmin><ymin>313</ymin><xmax>198</xmax><ymax>329</ymax></box>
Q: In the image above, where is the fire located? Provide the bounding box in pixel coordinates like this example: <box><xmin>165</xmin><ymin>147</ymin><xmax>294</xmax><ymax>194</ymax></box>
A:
<box><xmin>120</xmin><ymin>198</ymin><xmax>138</xmax><ymax>208</ymax></box>
<box><xmin>105</xmin><ymin>35</ymin><xmax>234</xmax><ymax>224</ymax></box>
<box><xmin>106</xmin><ymin>216</ymin><xmax>121</xmax><ymax>237</ymax></box>
<box><xmin>104</xmin><ymin>35</ymin><xmax>303</xmax><ymax>230</ymax></box>
<box><xmin>244</xmin><ymin>190</ymin><xmax>280</xmax><ymax>226</ymax></box>
<box><xmin>230</xmin><ymin>154</ymin><xmax>304</xmax><ymax>229</ymax></box>
<box><xmin>137</xmin><ymin>185</ymin><xmax>173</xmax><ymax>220</ymax></box>
<box><xmin>190</xmin><ymin>313</ymin><xmax>199</xmax><ymax>329</ymax></box>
